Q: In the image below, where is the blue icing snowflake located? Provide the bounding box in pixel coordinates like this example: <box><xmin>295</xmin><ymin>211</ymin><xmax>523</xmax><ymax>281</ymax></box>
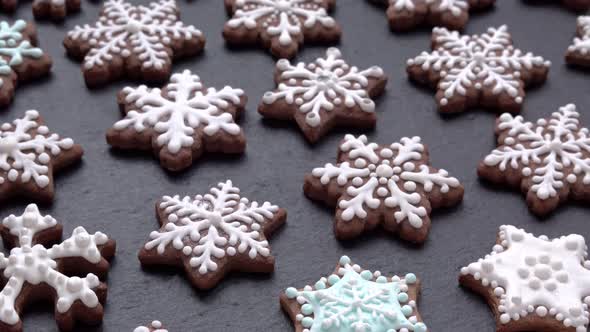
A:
<box><xmin>284</xmin><ymin>256</ymin><xmax>427</xmax><ymax>332</ymax></box>
<box><xmin>0</xmin><ymin>20</ymin><xmax>44</xmax><ymax>86</ymax></box>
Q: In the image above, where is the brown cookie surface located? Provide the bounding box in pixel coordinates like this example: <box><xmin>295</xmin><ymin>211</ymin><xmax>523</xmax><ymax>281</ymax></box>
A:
<box><xmin>138</xmin><ymin>180</ymin><xmax>286</xmax><ymax>290</ymax></box>
<box><xmin>406</xmin><ymin>25</ymin><xmax>550</xmax><ymax>115</ymax></box>
<box><xmin>0</xmin><ymin>0</ymin><xmax>81</xmax><ymax>20</ymax></box>
<box><xmin>223</xmin><ymin>0</ymin><xmax>341</xmax><ymax>59</ymax></box>
<box><xmin>135</xmin><ymin>320</ymin><xmax>168</xmax><ymax>332</ymax></box>
<box><xmin>460</xmin><ymin>225</ymin><xmax>590</xmax><ymax>332</ymax></box>
<box><xmin>304</xmin><ymin>134</ymin><xmax>463</xmax><ymax>243</ymax></box>
<box><xmin>63</xmin><ymin>0</ymin><xmax>206</xmax><ymax>88</ymax></box>
<box><xmin>0</xmin><ymin>204</ymin><xmax>116</xmax><ymax>332</ymax></box>
<box><xmin>566</xmin><ymin>16</ymin><xmax>590</xmax><ymax>68</ymax></box>
<box><xmin>259</xmin><ymin>48</ymin><xmax>387</xmax><ymax>143</ymax></box>
<box><xmin>281</xmin><ymin>255</ymin><xmax>428</xmax><ymax>332</ymax></box>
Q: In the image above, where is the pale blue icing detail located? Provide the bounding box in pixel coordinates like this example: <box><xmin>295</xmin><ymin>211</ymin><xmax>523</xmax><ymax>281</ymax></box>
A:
<box><xmin>405</xmin><ymin>273</ymin><xmax>417</xmax><ymax>284</ymax></box>
<box><xmin>397</xmin><ymin>292</ymin><xmax>409</xmax><ymax>303</ymax></box>
<box><xmin>339</xmin><ymin>256</ymin><xmax>351</xmax><ymax>265</ymax></box>
<box><xmin>285</xmin><ymin>287</ymin><xmax>298</xmax><ymax>299</ymax></box>
<box><xmin>0</xmin><ymin>20</ymin><xmax>45</xmax><ymax>88</ymax></box>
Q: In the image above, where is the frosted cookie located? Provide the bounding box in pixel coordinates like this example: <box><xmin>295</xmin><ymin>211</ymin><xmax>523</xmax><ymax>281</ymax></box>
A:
<box><xmin>138</xmin><ymin>180</ymin><xmax>287</xmax><ymax>290</ymax></box>
<box><xmin>63</xmin><ymin>0</ymin><xmax>205</xmax><ymax>88</ymax></box>
<box><xmin>106</xmin><ymin>70</ymin><xmax>247</xmax><ymax>172</ymax></box>
<box><xmin>0</xmin><ymin>204</ymin><xmax>116</xmax><ymax>332</ymax></box>
<box><xmin>304</xmin><ymin>135</ymin><xmax>463</xmax><ymax>243</ymax></box>
<box><xmin>0</xmin><ymin>111</ymin><xmax>83</xmax><ymax>203</ymax></box>
<box><xmin>407</xmin><ymin>25</ymin><xmax>550</xmax><ymax>115</ymax></box>
<box><xmin>369</xmin><ymin>0</ymin><xmax>495</xmax><ymax>31</ymax></box>
<box><xmin>223</xmin><ymin>0</ymin><xmax>341</xmax><ymax>59</ymax></box>
<box><xmin>460</xmin><ymin>225</ymin><xmax>590</xmax><ymax>332</ymax></box>
<box><xmin>0</xmin><ymin>0</ymin><xmax>81</xmax><ymax>20</ymax></box>
<box><xmin>281</xmin><ymin>255</ymin><xmax>428</xmax><ymax>332</ymax></box>
<box><xmin>566</xmin><ymin>16</ymin><xmax>590</xmax><ymax>68</ymax></box>
<box><xmin>259</xmin><ymin>48</ymin><xmax>387</xmax><ymax>143</ymax></box>
<box><xmin>135</xmin><ymin>321</ymin><xmax>168</xmax><ymax>332</ymax></box>
<box><xmin>478</xmin><ymin>104</ymin><xmax>590</xmax><ymax>216</ymax></box>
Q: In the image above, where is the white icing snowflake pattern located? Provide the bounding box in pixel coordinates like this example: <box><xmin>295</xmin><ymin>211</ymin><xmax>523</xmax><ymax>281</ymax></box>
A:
<box><xmin>0</xmin><ymin>204</ymin><xmax>111</xmax><ymax>326</ymax></box>
<box><xmin>0</xmin><ymin>110</ymin><xmax>76</xmax><ymax>188</ymax></box>
<box><xmin>310</xmin><ymin>135</ymin><xmax>461</xmax><ymax>229</ymax></box>
<box><xmin>407</xmin><ymin>25</ymin><xmax>550</xmax><ymax>112</ymax></box>
<box><xmin>567</xmin><ymin>16</ymin><xmax>590</xmax><ymax>65</ymax></box>
<box><xmin>461</xmin><ymin>225</ymin><xmax>590</xmax><ymax>332</ymax></box>
<box><xmin>481</xmin><ymin>104</ymin><xmax>590</xmax><ymax>203</ymax></box>
<box><xmin>143</xmin><ymin>180</ymin><xmax>280</xmax><ymax>275</ymax></box>
<box><xmin>261</xmin><ymin>48</ymin><xmax>385</xmax><ymax>127</ymax></box>
<box><xmin>134</xmin><ymin>320</ymin><xmax>168</xmax><ymax>332</ymax></box>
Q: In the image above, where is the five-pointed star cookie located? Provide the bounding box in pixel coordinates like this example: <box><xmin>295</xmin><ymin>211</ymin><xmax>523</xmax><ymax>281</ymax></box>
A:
<box><xmin>478</xmin><ymin>104</ymin><xmax>590</xmax><ymax>216</ymax></box>
<box><xmin>63</xmin><ymin>0</ymin><xmax>206</xmax><ymax>88</ymax></box>
<box><xmin>259</xmin><ymin>48</ymin><xmax>387</xmax><ymax>143</ymax></box>
<box><xmin>567</xmin><ymin>16</ymin><xmax>590</xmax><ymax>68</ymax></box>
<box><xmin>407</xmin><ymin>25</ymin><xmax>550</xmax><ymax>115</ymax></box>
<box><xmin>0</xmin><ymin>0</ymin><xmax>81</xmax><ymax>20</ymax></box>
<box><xmin>369</xmin><ymin>0</ymin><xmax>495</xmax><ymax>31</ymax></box>
<box><xmin>223</xmin><ymin>0</ymin><xmax>341</xmax><ymax>59</ymax></box>
<box><xmin>304</xmin><ymin>135</ymin><xmax>463</xmax><ymax>243</ymax></box>
<box><xmin>0</xmin><ymin>111</ymin><xmax>83</xmax><ymax>204</ymax></box>
<box><xmin>138</xmin><ymin>180</ymin><xmax>287</xmax><ymax>290</ymax></box>
<box><xmin>281</xmin><ymin>255</ymin><xmax>428</xmax><ymax>332</ymax></box>
<box><xmin>460</xmin><ymin>225</ymin><xmax>590</xmax><ymax>332</ymax></box>
<box><xmin>106</xmin><ymin>70</ymin><xmax>247</xmax><ymax>172</ymax></box>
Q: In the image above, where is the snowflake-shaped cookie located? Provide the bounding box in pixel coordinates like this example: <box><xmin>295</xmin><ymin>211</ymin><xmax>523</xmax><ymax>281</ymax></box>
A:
<box><xmin>0</xmin><ymin>111</ymin><xmax>83</xmax><ymax>203</ymax></box>
<box><xmin>0</xmin><ymin>20</ymin><xmax>52</xmax><ymax>107</ymax></box>
<box><xmin>370</xmin><ymin>0</ymin><xmax>495</xmax><ymax>31</ymax></box>
<box><xmin>282</xmin><ymin>255</ymin><xmax>428</xmax><ymax>332</ymax></box>
<box><xmin>478</xmin><ymin>104</ymin><xmax>590</xmax><ymax>216</ymax></box>
<box><xmin>0</xmin><ymin>0</ymin><xmax>81</xmax><ymax>20</ymax></box>
<box><xmin>223</xmin><ymin>0</ymin><xmax>341</xmax><ymax>59</ymax></box>
<box><xmin>460</xmin><ymin>225</ymin><xmax>590</xmax><ymax>332</ymax></box>
<box><xmin>304</xmin><ymin>134</ymin><xmax>463</xmax><ymax>243</ymax></box>
<box><xmin>135</xmin><ymin>321</ymin><xmax>168</xmax><ymax>332</ymax></box>
<box><xmin>0</xmin><ymin>204</ymin><xmax>116</xmax><ymax>332</ymax></box>
<box><xmin>259</xmin><ymin>48</ymin><xmax>387</xmax><ymax>143</ymax></box>
<box><xmin>567</xmin><ymin>16</ymin><xmax>590</xmax><ymax>68</ymax></box>
<box><xmin>63</xmin><ymin>0</ymin><xmax>206</xmax><ymax>88</ymax></box>
<box><xmin>407</xmin><ymin>25</ymin><xmax>550</xmax><ymax>115</ymax></box>
<box><xmin>138</xmin><ymin>180</ymin><xmax>287</xmax><ymax>290</ymax></box>
<box><xmin>106</xmin><ymin>70</ymin><xmax>246</xmax><ymax>172</ymax></box>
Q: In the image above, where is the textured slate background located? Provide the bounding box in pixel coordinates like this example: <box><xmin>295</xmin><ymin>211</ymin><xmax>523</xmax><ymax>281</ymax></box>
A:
<box><xmin>0</xmin><ymin>0</ymin><xmax>589</xmax><ymax>331</ymax></box>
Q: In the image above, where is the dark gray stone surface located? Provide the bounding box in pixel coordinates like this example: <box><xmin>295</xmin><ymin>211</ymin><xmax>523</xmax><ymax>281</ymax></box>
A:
<box><xmin>0</xmin><ymin>0</ymin><xmax>589</xmax><ymax>331</ymax></box>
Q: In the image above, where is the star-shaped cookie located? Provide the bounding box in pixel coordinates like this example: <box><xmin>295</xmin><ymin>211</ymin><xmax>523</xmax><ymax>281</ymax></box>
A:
<box><xmin>566</xmin><ymin>16</ymin><xmax>590</xmax><ymax>68</ymax></box>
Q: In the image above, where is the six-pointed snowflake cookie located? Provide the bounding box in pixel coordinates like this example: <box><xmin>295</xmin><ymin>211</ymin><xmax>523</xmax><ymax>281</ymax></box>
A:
<box><xmin>0</xmin><ymin>0</ymin><xmax>81</xmax><ymax>20</ymax></box>
<box><xmin>135</xmin><ymin>320</ymin><xmax>168</xmax><ymax>332</ymax></box>
<box><xmin>478</xmin><ymin>104</ymin><xmax>590</xmax><ymax>216</ymax></box>
<box><xmin>407</xmin><ymin>25</ymin><xmax>551</xmax><ymax>115</ymax></box>
<box><xmin>281</xmin><ymin>255</ymin><xmax>428</xmax><ymax>332</ymax></box>
<box><xmin>138</xmin><ymin>180</ymin><xmax>286</xmax><ymax>290</ymax></box>
<box><xmin>106</xmin><ymin>70</ymin><xmax>247</xmax><ymax>172</ymax></box>
<box><xmin>566</xmin><ymin>16</ymin><xmax>590</xmax><ymax>68</ymax></box>
<box><xmin>63</xmin><ymin>0</ymin><xmax>206</xmax><ymax>88</ymax></box>
<box><xmin>223</xmin><ymin>0</ymin><xmax>341</xmax><ymax>59</ymax></box>
<box><xmin>369</xmin><ymin>0</ymin><xmax>495</xmax><ymax>31</ymax></box>
<box><xmin>0</xmin><ymin>204</ymin><xmax>116</xmax><ymax>332</ymax></box>
<box><xmin>259</xmin><ymin>48</ymin><xmax>387</xmax><ymax>143</ymax></box>
<box><xmin>460</xmin><ymin>225</ymin><xmax>590</xmax><ymax>332</ymax></box>
<box><xmin>304</xmin><ymin>134</ymin><xmax>463</xmax><ymax>243</ymax></box>
<box><xmin>0</xmin><ymin>111</ymin><xmax>83</xmax><ymax>203</ymax></box>
<box><xmin>0</xmin><ymin>20</ymin><xmax>52</xmax><ymax>108</ymax></box>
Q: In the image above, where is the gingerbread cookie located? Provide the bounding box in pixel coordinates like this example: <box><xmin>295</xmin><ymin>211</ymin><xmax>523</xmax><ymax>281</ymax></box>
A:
<box><xmin>106</xmin><ymin>70</ymin><xmax>246</xmax><ymax>172</ymax></box>
<box><xmin>460</xmin><ymin>225</ymin><xmax>590</xmax><ymax>332</ymax></box>
<box><xmin>0</xmin><ymin>204</ymin><xmax>116</xmax><ymax>332</ymax></box>
<box><xmin>0</xmin><ymin>20</ymin><xmax>51</xmax><ymax>108</ymax></box>
<box><xmin>566</xmin><ymin>16</ymin><xmax>590</xmax><ymax>68</ymax></box>
<box><xmin>135</xmin><ymin>321</ymin><xmax>167</xmax><ymax>332</ymax></box>
<box><xmin>304</xmin><ymin>134</ymin><xmax>463</xmax><ymax>243</ymax></box>
<box><xmin>407</xmin><ymin>25</ymin><xmax>550</xmax><ymax>115</ymax></box>
<box><xmin>0</xmin><ymin>111</ymin><xmax>83</xmax><ymax>203</ymax></box>
<box><xmin>0</xmin><ymin>0</ymin><xmax>81</xmax><ymax>20</ymax></box>
<box><xmin>138</xmin><ymin>180</ymin><xmax>286</xmax><ymax>290</ymax></box>
<box><xmin>282</xmin><ymin>255</ymin><xmax>428</xmax><ymax>332</ymax></box>
<box><xmin>478</xmin><ymin>104</ymin><xmax>590</xmax><ymax>216</ymax></box>
<box><xmin>223</xmin><ymin>0</ymin><xmax>341</xmax><ymax>59</ymax></box>
<box><xmin>259</xmin><ymin>48</ymin><xmax>387</xmax><ymax>143</ymax></box>
<box><xmin>369</xmin><ymin>0</ymin><xmax>495</xmax><ymax>31</ymax></box>
<box><xmin>63</xmin><ymin>0</ymin><xmax>205</xmax><ymax>88</ymax></box>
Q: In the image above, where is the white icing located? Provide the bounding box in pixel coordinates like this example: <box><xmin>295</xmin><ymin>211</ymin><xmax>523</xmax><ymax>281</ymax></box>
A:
<box><xmin>461</xmin><ymin>225</ymin><xmax>590</xmax><ymax>332</ymax></box>
<box><xmin>67</xmin><ymin>0</ymin><xmax>202</xmax><ymax>70</ymax></box>
<box><xmin>483</xmin><ymin>104</ymin><xmax>590</xmax><ymax>200</ymax></box>
<box><xmin>568</xmin><ymin>16</ymin><xmax>590</xmax><ymax>58</ymax></box>
<box><xmin>311</xmin><ymin>135</ymin><xmax>460</xmax><ymax>228</ymax></box>
<box><xmin>112</xmin><ymin>70</ymin><xmax>244</xmax><ymax>154</ymax></box>
<box><xmin>0</xmin><ymin>110</ymin><xmax>75</xmax><ymax>188</ymax></box>
<box><xmin>407</xmin><ymin>25</ymin><xmax>550</xmax><ymax>107</ymax></box>
<box><xmin>0</xmin><ymin>204</ymin><xmax>110</xmax><ymax>325</ymax></box>
<box><xmin>262</xmin><ymin>48</ymin><xmax>385</xmax><ymax>127</ymax></box>
<box><xmin>144</xmin><ymin>180</ymin><xmax>279</xmax><ymax>274</ymax></box>
<box><xmin>391</xmin><ymin>0</ymin><xmax>467</xmax><ymax>17</ymax></box>
<box><xmin>134</xmin><ymin>320</ymin><xmax>168</xmax><ymax>332</ymax></box>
